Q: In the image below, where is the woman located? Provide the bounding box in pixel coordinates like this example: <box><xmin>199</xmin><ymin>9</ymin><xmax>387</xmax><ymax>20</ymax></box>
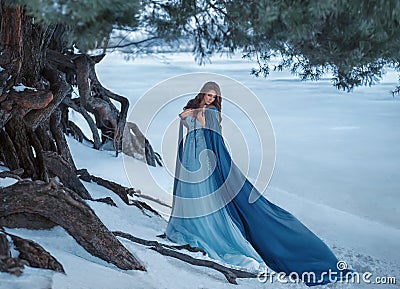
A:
<box><xmin>165</xmin><ymin>81</ymin><xmax>353</xmax><ymax>286</ymax></box>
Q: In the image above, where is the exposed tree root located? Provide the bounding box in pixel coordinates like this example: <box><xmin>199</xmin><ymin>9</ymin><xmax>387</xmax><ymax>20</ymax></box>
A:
<box><xmin>0</xmin><ymin>168</ymin><xmax>23</xmax><ymax>180</ymax></box>
<box><xmin>113</xmin><ymin>231</ymin><xmax>207</xmax><ymax>255</ymax></box>
<box><xmin>77</xmin><ymin>168</ymin><xmax>170</xmax><ymax>216</ymax></box>
<box><xmin>0</xmin><ymin>179</ymin><xmax>145</xmax><ymax>271</ymax></box>
<box><xmin>0</xmin><ymin>230</ymin><xmax>63</xmax><ymax>275</ymax></box>
<box><xmin>66</xmin><ymin>120</ymin><xmax>94</xmax><ymax>144</ymax></box>
<box><xmin>63</xmin><ymin>96</ymin><xmax>101</xmax><ymax>149</ymax></box>
<box><xmin>43</xmin><ymin>151</ymin><xmax>91</xmax><ymax>199</ymax></box>
<box><xmin>4</xmin><ymin>231</ymin><xmax>65</xmax><ymax>273</ymax></box>
<box><xmin>8</xmin><ymin>90</ymin><xmax>53</xmax><ymax>110</ymax></box>
<box><xmin>123</xmin><ymin>122</ymin><xmax>163</xmax><ymax>166</ymax></box>
<box><xmin>113</xmin><ymin>231</ymin><xmax>258</xmax><ymax>285</ymax></box>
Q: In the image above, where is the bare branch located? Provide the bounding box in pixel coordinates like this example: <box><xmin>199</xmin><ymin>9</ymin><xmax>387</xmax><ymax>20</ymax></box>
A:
<box><xmin>107</xmin><ymin>36</ymin><xmax>159</xmax><ymax>49</ymax></box>
<box><xmin>114</xmin><ymin>231</ymin><xmax>258</xmax><ymax>285</ymax></box>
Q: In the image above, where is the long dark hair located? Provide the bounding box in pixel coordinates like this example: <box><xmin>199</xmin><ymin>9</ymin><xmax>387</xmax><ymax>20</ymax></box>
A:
<box><xmin>183</xmin><ymin>81</ymin><xmax>222</xmax><ymax>124</ymax></box>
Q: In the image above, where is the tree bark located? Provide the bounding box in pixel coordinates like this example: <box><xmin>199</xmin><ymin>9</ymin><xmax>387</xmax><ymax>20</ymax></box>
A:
<box><xmin>7</xmin><ymin>233</ymin><xmax>65</xmax><ymax>273</ymax></box>
<box><xmin>0</xmin><ymin>231</ymin><xmax>64</xmax><ymax>274</ymax></box>
<box><xmin>0</xmin><ymin>1</ymin><xmax>162</xmax><ymax>277</ymax></box>
<box><xmin>43</xmin><ymin>151</ymin><xmax>90</xmax><ymax>199</ymax></box>
<box><xmin>0</xmin><ymin>179</ymin><xmax>146</xmax><ymax>271</ymax></box>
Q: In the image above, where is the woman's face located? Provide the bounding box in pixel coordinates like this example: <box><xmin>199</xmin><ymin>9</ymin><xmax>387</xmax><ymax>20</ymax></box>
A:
<box><xmin>203</xmin><ymin>89</ymin><xmax>217</xmax><ymax>105</ymax></box>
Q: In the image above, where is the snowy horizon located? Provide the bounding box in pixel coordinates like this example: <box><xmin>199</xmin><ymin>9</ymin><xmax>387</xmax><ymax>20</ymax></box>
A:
<box><xmin>95</xmin><ymin>51</ymin><xmax>400</xmax><ymax>230</ymax></box>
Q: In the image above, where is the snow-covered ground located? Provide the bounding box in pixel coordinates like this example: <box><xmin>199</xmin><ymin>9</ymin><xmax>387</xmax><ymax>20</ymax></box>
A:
<box><xmin>1</xmin><ymin>52</ymin><xmax>399</xmax><ymax>288</ymax></box>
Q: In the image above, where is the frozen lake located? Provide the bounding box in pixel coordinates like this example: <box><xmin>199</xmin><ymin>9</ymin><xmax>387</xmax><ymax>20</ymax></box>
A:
<box><xmin>96</xmin><ymin>52</ymin><xmax>400</xmax><ymax>230</ymax></box>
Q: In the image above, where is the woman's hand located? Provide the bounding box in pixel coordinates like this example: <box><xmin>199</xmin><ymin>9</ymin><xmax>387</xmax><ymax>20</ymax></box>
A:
<box><xmin>179</xmin><ymin>109</ymin><xmax>193</xmax><ymax>119</ymax></box>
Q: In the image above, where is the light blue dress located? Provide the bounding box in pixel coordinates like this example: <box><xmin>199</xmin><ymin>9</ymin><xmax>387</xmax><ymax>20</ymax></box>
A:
<box><xmin>166</xmin><ymin>107</ymin><xmax>354</xmax><ymax>286</ymax></box>
<box><xmin>165</xmin><ymin>111</ymin><xmax>265</xmax><ymax>272</ymax></box>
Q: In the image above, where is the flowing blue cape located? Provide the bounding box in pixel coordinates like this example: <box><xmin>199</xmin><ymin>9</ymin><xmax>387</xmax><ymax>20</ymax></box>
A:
<box><xmin>201</xmin><ymin>107</ymin><xmax>353</xmax><ymax>286</ymax></box>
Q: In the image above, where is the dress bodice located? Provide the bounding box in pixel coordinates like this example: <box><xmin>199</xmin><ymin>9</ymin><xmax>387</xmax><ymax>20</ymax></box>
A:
<box><xmin>183</xmin><ymin>115</ymin><xmax>203</xmax><ymax>132</ymax></box>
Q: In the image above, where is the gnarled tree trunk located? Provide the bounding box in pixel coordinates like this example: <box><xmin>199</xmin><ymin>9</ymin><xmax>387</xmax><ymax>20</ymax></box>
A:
<box><xmin>0</xmin><ymin>1</ymin><xmax>160</xmax><ymax>273</ymax></box>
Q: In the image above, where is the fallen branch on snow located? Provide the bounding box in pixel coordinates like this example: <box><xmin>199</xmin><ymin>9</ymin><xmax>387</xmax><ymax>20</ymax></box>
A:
<box><xmin>113</xmin><ymin>231</ymin><xmax>258</xmax><ymax>285</ymax></box>
<box><xmin>77</xmin><ymin>168</ymin><xmax>170</xmax><ymax>217</ymax></box>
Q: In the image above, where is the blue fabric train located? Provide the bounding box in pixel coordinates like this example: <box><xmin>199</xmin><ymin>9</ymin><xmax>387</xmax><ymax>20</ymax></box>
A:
<box><xmin>166</xmin><ymin>106</ymin><xmax>353</xmax><ymax>286</ymax></box>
